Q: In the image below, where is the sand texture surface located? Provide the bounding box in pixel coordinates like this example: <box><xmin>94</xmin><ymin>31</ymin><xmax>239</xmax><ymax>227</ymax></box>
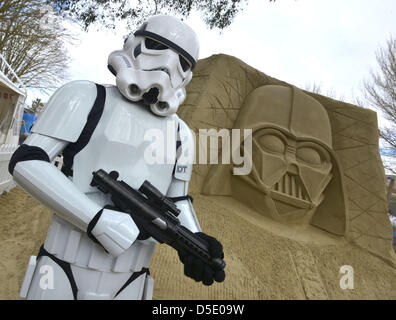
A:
<box><xmin>0</xmin><ymin>188</ymin><xmax>51</xmax><ymax>300</ymax></box>
<box><xmin>0</xmin><ymin>187</ymin><xmax>394</xmax><ymax>299</ymax></box>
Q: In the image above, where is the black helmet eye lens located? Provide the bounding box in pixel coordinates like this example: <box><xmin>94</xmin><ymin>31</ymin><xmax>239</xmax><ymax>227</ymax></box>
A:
<box><xmin>179</xmin><ymin>55</ymin><xmax>190</xmax><ymax>72</ymax></box>
<box><xmin>133</xmin><ymin>43</ymin><xmax>142</xmax><ymax>58</ymax></box>
<box><xmin>144</xmin><ymin>36</ymin><xmax>191</xmax><ymax>72</ymax></box>
<box><xmin>145</xmin><ymin>38</ymin><xmax>168</xmax><ymax>50</ymax></box>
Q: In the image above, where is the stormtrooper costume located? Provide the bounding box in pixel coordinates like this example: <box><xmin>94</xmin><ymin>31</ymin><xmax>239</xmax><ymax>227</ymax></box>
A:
<box><xmin>10</xmin><ymin>15</ymin><xmax>225</xmax><ymax>300</ymax></box>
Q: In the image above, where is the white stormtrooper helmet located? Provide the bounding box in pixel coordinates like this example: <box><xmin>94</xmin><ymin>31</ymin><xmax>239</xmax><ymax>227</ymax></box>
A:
<box><xmin>108</xmin><ymin>15</ymin><xmax>200</xmax><ymax>116</ymax></box>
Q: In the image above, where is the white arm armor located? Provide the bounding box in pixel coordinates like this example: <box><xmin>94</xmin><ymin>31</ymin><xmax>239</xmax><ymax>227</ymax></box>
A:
<box><xmin>12</xmin><ymin>81</ymin><xmax>139</xmax><ymax>257</ymax></box>
<box><xmin>166</xmin><ymin>119</ymin><xmax>201</xmax><ymax>233</ymax></box>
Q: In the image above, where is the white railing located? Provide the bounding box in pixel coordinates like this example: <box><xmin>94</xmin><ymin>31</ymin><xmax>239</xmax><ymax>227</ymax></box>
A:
<box><xmin>0</xmin><ymin>53</ymin><xmax>26</xmax><ymax>90</ymax></box>
<box><xmin>0</xmin><ymin>55</ymin><xmax>27</xmax><ymax>195</ymax></box>
<box><xmin>0</xmin><ymin>93</ymin><xmax>26</xmax><ymax>194</ymax></box>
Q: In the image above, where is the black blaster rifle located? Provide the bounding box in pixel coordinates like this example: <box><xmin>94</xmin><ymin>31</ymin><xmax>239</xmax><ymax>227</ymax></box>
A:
<box><xmin>91</xmin><ymin>169</ymin><xmax>226</xmax><ymax>271</ymax></box>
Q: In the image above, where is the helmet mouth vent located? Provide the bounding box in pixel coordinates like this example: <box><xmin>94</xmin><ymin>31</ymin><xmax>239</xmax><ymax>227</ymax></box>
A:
<box><xmin>128</xmin><ymin>84</ymin><xmax>141</xmax><ymax>96</ymax></box>
<box><xmin>142</xmin><ymin>87</ymin><xmax>160</xmax><ymax>105</ymax></box>
<box><xmin>157</xmin><ymin>101</ymin><xmax>169</xmax><ymax>111</ymax></box>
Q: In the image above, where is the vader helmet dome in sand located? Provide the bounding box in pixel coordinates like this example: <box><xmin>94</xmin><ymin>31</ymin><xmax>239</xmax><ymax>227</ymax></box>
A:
<box><xmin>108</xmin><ymin>15</ymin><xmax>200</xmax><ymax>116</ymax></box>
<box><xmin>203</xmin><ymin>85</ymin><xmax>347</xmax><ymax>236</ymax></box>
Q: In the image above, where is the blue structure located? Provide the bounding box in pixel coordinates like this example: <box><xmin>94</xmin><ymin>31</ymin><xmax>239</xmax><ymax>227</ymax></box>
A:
<box><xmin>20</xmin><ymin>112</ymin><xmax>36</xmax><ymax>135</ymax></box>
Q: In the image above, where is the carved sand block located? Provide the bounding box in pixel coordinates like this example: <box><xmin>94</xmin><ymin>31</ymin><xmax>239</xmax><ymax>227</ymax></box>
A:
<box><xmin>151</xmin><ymin>54</ymin><xmax>396</xmax><ymax>299</ymax></box>
<box><xmin>227</xmin><ymin>85</ymin><xmax>346</xmax><ymax>236</ymax></box>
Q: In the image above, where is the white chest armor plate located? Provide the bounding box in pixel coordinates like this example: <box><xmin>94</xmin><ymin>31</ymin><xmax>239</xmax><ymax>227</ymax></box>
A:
<box><xmin>73</xmin><ymin>85</ymin><xmax>178</xmax><ymax>194</ymax></box>
<box><xmin>44</xmin><ymin>86</ymin><xmax>179</xmax><ymax>273</ymax></box>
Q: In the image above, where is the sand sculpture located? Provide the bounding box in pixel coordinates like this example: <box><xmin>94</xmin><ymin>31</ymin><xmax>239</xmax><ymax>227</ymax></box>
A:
<box><xmin>0</xmin><ymin>54</ymin><xmax>395</xmax><ymax>299</ymax></box>
<box><xmin>150</xmin><ymin>54</ymin><xmax>396</xmax><ymax>299</ymax></box>
<box><xmin>204</xmin><ymin>84</ymin><xmax>347</xmax><ymax>236</ymax></box>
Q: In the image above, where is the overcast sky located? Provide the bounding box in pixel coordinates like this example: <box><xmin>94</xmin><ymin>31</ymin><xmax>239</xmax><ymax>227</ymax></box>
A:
<box><xmin>29</xmin><ymin>0</ymin><xmax>396</xmax><ymax>115</ymax></box>
<box><xmin>24</xmin><ymin>0</ymin><xmax>396</xmax><ymax>173</ymax></box>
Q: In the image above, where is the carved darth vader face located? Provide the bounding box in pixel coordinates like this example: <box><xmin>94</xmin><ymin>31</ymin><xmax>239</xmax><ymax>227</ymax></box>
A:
<box><xmin>245</xmin><ymin>127</ymin><xmax>333</xmax><ymax>222</ymax></box>
<box><xmin>231</xmin><ymin>85</ymin><xmax>335</xmax><ymax>223</ymax></box>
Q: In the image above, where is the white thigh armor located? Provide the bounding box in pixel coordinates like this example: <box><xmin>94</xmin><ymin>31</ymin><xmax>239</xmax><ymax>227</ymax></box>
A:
<box><xmin>14</xmin><ymin>81</ymin><xmax>200</xmax><ymax>300</ymax></box>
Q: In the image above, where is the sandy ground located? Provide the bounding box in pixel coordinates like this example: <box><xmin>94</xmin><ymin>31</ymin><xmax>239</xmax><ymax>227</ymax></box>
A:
<box><xmin>0</xmin><ymin>187</ymin><xmax>395</xmax><ymax>300</ymax></box>
<box><xmin>0</xmin><ymin>187</ymin><xmax>51</xmax><ymax>300</ymax></box>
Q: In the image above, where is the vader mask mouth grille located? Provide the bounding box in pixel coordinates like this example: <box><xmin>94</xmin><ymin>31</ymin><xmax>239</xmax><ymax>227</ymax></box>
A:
<box><xmin>270</xmin><ymin>172</ymin><xmax>311</xmax><ymax>210</ymax></box>
<box><xmin>273</xmin><ymin>172</ymin><xmax>308</xmax><ymax>201</ymax></box>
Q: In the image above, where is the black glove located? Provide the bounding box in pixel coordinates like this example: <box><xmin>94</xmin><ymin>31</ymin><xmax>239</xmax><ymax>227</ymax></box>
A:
<box><xmin>178</xmin><ymin>232</ymin><xmax>226</xmax><ymax>286</ymax></box>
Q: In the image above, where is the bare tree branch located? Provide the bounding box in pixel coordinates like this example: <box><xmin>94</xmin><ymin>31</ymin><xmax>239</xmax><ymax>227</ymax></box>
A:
<box><xmin>0</xmin><ymin>0</ymin><xmax>72</xmax><ymax>91</ymax></box>
<box><xmin>362</xmin><ymin>36</ymin><xmax>396</xmax><ymax>173</ymax></box>
<box><xmin>303</xmin><ymin>81</ymin><xmax>345</xmax><ymax>101</ymax></box>
<box><xmin>46</xmin><ymin>0</ymin><xmax>277</xmax><ymax>31</ymax></box>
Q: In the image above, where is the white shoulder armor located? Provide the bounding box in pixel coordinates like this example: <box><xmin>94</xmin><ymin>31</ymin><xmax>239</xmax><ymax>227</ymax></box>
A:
<box><xmin>31</xmin><ymin>80</ymin><xmax>98</xmax><ymax>142</ymax></box>
<box><xmin>174</xmin><ymin>118</ymin><xmax>195</xmax><ymax>182</ymax></box>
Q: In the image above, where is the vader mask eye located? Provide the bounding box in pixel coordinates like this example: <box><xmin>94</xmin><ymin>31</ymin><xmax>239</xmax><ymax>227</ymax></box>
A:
<box><xmin>296</xmin><ymin>147</ymin><xmax>322</xmax><ymax>166</ymax></box>
<box><xmin>257</xmin><ymin>134</ymin><xmax>286</xmax><ymax>154</ymax></box>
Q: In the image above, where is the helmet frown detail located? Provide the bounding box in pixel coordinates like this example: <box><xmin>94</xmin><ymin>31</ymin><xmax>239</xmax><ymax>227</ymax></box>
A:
<box><xmin>108</xmin><ymin>15</ymin><xmax>199</xmax><ymax>116</ymax></box>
